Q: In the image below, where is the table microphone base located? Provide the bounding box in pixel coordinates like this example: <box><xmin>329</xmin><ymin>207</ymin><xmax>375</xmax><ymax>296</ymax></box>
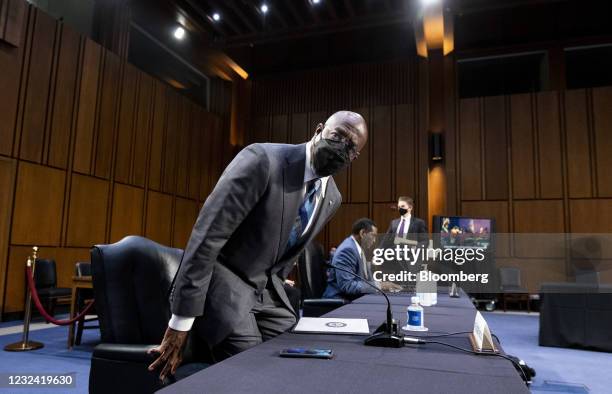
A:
<box><xmin>364</xmin><ymin>320</ymin><xmax>405</xmax><ymax>348</ymax></box>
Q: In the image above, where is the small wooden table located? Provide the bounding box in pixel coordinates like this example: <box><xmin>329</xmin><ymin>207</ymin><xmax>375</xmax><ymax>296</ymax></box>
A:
<box><xmin>68</xmin><ymin>275</ymin><xmax>92</xmax><ymax>348</ymax></box>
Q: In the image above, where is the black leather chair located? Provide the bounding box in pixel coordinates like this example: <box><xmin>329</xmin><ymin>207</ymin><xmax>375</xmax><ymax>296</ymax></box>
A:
<box><xmin>33</xmin><ymin>259</ymin><xmax>71</xmax><ymax>318</ymax></box>
<box><xmin>74</xmin><ymin>262</ymin><xmax>98</xmax><ymax>345</ymax></box>
<box><xmin>298</xmin><ymin>242</ymin><xmax>347</xmax><ymax>317</ymax></box>
<box><xmin>89</xmin><ymin>236</ymin><xmax>207</xmax><ymax>394</ymax></box>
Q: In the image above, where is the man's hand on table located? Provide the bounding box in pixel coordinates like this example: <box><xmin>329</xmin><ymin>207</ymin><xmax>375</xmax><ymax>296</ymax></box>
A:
<box><xmin>147</xmin><ymin>327</ymin><xmax>189</xmax><ymax>380</ymax></box>
<box><xmin>380</xmin><ymin>281</ymin><xmax>403</xmax><ymax>292</ymax></box>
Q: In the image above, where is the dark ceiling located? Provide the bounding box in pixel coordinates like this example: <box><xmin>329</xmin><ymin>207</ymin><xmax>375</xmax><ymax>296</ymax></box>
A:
<box><xmin>129</xmin><ymin>0</ymin><xmax>612</xmax><ymax>77</ymax></box>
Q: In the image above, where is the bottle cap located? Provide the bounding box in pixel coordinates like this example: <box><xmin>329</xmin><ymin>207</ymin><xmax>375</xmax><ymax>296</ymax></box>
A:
<box><xmin>411</xmin><ymin>296</ymin><xmax>420</xmax><ymax>305</ymax></box>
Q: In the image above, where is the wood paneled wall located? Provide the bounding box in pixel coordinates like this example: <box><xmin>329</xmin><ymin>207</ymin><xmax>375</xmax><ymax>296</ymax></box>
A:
<box><xmin>456</xmin><ymin>88</ymin><xmax>612</xmax><ymax>291</ymax></box>
<box><xmin>248</xmin><ymin>61</ymin><xmax>429</xmax><ymax>252</ymax></box>
<box><xmin>0</xmin><ymin>3</ymin><xmax>228</xmax><ymax>317</ymax></box>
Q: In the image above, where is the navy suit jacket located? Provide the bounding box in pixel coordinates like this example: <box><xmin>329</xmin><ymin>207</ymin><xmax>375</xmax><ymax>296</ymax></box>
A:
<box><xmin>322</xmin><ymin>236</ymin><xmax>378</xmax><ymax>300</ymax></box>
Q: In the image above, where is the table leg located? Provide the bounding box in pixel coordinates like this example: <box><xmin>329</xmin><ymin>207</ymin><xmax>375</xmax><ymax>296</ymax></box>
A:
<box><xmin>67</xmin><ymin>286</ymin><xmax>77</xmax><ymax>349</ymax></box>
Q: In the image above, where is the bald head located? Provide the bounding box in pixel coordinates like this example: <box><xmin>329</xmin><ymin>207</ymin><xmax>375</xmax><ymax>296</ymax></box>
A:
<box><xmin>314</xmin><ymin>110</ymin><xmax>368</xmax><ymax>154</ymax></box>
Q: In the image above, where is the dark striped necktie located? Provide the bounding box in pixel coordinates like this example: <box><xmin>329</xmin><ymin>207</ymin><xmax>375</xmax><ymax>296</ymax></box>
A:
<box><xmin>285</xmin><ymin>179</ymin><xmax>321</xmax><ymax>252</ymax></box>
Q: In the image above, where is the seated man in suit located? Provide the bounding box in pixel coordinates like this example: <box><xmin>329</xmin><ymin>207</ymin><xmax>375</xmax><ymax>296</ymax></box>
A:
<box><xmin>323</xmin><ymin>218</ymin><xmax>401</xmax><ymax>300</ymax></box>
<box><xmin>386</xmin><ymin>196</ymin><xmax>428</xmax><ymax>247</ymax></box>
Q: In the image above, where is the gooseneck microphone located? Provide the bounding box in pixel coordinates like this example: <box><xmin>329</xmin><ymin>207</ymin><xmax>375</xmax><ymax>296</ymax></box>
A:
<box><xmin>324</xmin><ymin>262</ymin><xmax>405</xmax><ymax>348</ymax></box>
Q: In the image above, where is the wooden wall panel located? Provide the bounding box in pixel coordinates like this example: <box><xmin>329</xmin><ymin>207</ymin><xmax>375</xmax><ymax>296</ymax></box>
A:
<box><xmin>47</xmin><ymin>25</ymin><xmax>79</xmax><ymax>169</ymax></box>
<box><xmin>175</xmin><ymin>101</ymin><xmax>192</xmax><ymax>198</ymax></box>
<box><xmin>115</xmin><ymin>63</ymin><xmax>138</xmax><ymax>184</ymax></box>
<box><xmin>110</xmin><ymin>183</ymin><xmax>144</xmax><ymax>243</ymax></box>
<box><xmin>18</xmin><ymin>9</ymin><xmax>55</xmax><ymax>163</ymax></box>
<box><xmin>132</xmin><ymin>73</ymin><xmax>153</xmax><ymax>187</ymax></box>
<box><xmin>11</xmin><ymin>162</ymin><xmax>65</xmax><ymax>245</ymax></box>
<box><xmin>483</xmin><ymin>96</ymin><xmax>508</xmax><ymax>200</ymax></box>
<box><xmin>570</xmin><ymin>199</ymin><xmax>612</xmax><ymax>233</ymax></box>
<box><xmin>290</xmin><ymin>113</ymin><xmax>308</xmax><ymax>144</ymax></box>
<box><xmin>350</xmin><ymin>107</ymin><xmax>369</xmax><ymax>203</ymax></box>
<box><xmin>496</xmin><ymin>258</ymin><xmax>567</xmax><ymax>293</ymax></box>
<box><xmin>372</xmin><ymin>106</ymin><xmax>393</xmax><ymax>202</ymax></box>
<box><xmin>94</xmin><ymin>51</ymin><xmax>120</xmax><ymax>179</ymax></box>
<box><xmin>173</xmin><ymin>197</ymin><xmax>198</xmax><ymax>249</ymax></box>
<box><xmin>327</xmin><ymin>204</ymin><xmax>369</xmax><ymax>249</ymax></box>
<box><xmin>73</xmin><ymin>39</ymin><xmax>101</xmax><ymax>175</ymax></box>
<box><xmin>66</xmin><ymin>174</ymin><xmax>108</xmax><ymax>247</ymax></box>
<box><xmin>592</xmin><ymin>87</ymin><xmax>612</xmax><ymax>197</ymax></box>
<box><xmin>510</xmin><ymin>94</ymin><xmax>536</xmax><ymax>199</ymax></box>
<box><xmin>271</xmin><ymin>114</ymin><xmax>288</xmax><ymax>143</ymax></box>
<box><xmin>459</xmin><ymin>98</ymin><xmax>482</xmax><ymax>200</ymax></box>
<box><xmin>148</xmin><ymin>81</ymin><xmax>166</xmax><ymax>191</ymax></box>
<box><xmin>513</xmin><ymin>200</ymin><xmax>564</xmax><ymax>258</ymax></box>
<box><xmin>0</xmin><ymin>6</ymin><xmax>24</xmax><ymax>156</ymax></box>
<box><xmin>0</xmin><ymin>0</ymin><xmax>27</xmax><ymax>47</ymax></box>
<box><xmin>395</xmin><ymin>104</ymin><xmax>416</xmax><ymax>199</ymax></box>
<box><xmin>251</xmin><ymin>116</ymin><xmax>269</xmax><ymax>143</ymax></box>
<box><xmin>0</xmin><ymin>158</ymin><xmax>16</xmax><ymax>314</ymax></box>
<box><xmin>373</xmin><ymin>203</ymin><xmax>398</xmax><ymax>234</ymax></box>
<box><xmin>536</xmin><ymin>91</ymin><xmax>563</xmax><ymax>199</ymax></box>
<box><xmin>162</xmin><ymin>92</ymin><xmax>179</xmax><ymax>194</ymax></box>
<box><xmin>0</xmin><ymin>3</ymin><xmax>228</xmax><ymax>316</ymax></box>
<box><xmin>145</xmin><ymin>191</ymin><xmax>173</xmax><ymax>246</ymax></box>
<box><xmin>564</xmin><ymin>89</ymin><xmax>592</xmax><ymax>198</ymax></box>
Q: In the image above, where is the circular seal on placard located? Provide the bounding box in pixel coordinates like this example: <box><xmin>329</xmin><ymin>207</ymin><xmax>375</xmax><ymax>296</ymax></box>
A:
<box><xmin>325</xmin><ymin>322</ymin><xmax>347</xmax><ymax>328</ymax></box>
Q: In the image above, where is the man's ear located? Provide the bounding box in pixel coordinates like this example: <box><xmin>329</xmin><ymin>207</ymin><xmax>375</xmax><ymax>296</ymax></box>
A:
<box><xmin>314</xmin><ymin>123</ymin><xmax>324</xmax><ymax>136</ymax></box>
<box><xmin>359</xmin><ymin>229</ymin><xmax>366</xmax><ymax>240</ymax></box>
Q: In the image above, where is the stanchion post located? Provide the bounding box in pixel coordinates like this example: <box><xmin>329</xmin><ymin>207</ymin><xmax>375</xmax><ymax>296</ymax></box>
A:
<box><xmin>4</xmin><ymin>246</ymin><xmax>44</xmax><ymax>351</ymax></box>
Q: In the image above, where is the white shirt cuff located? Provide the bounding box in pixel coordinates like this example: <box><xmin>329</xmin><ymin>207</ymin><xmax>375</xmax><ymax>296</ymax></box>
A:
<box><xmin>168</xmin><ymin>314</ymin><xmax>195</xmax><ymax>331</ymax></box>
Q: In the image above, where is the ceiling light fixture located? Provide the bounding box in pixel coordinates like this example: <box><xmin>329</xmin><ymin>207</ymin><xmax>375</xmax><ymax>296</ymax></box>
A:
<box><xmin>212</xmin><ymin>13</ymin><xmax>220</xmax><ymax>21</ymax></box>
<box><xmin>173</xmin><ymin>26</ymin><xmax>185</xmax><ymax>40</ymax></box>
<box><xmin>260</xmin><ymin>4</ymin><xmax>269</xmax><ymax>14</ymax></box>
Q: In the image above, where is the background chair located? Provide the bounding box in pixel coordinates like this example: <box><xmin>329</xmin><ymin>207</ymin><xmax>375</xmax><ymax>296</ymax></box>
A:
<box><xmin>499</xmin><ymin>267</ymin><xmax>530</xmax><ymax>312</ymax></box>
<box><xmin>33</xmin><ymin>259</ymin><xmax>71</xmax><ymax>318</ymax></box>
<box><xmin>298</xmin><ymin>242</ymin><xmax>348</xmax><ymax>317</ymax></box>
<box><xmin>89</xmin><ymin>236</ymin><xmax>206</xmax><ymax>394</ymax></box>
<box><xmin>74</xmin><ymin>262</ymin><xmax>98</xmax><ymax>346</ymax></box>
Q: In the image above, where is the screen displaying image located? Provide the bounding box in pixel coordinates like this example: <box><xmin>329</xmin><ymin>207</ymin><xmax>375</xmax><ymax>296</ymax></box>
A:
<box><xmin>439</xmin><ymin>216</ymin><xmax>492</xmax><ymax>249</ymax></box>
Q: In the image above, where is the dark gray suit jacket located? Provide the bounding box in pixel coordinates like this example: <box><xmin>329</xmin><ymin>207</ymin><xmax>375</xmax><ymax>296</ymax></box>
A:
<box><xmin>386</xmin><ymin>216</ymin><xmax>429</xmax><ymax>246</ymax></box>
<box><xmin>170</xmin><ymin>143</ymin><xmax>341</xmax><ymax>345</ymax></box>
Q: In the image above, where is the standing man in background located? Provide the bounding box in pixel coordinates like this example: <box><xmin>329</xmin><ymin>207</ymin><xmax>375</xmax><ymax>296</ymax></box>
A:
<box><xmin>386</xmin><ymin>196</ymin><xmax>428</xmax><ymax>247</ymax></box>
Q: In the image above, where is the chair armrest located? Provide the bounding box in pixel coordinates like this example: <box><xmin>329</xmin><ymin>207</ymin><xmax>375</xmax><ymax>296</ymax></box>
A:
<box><xmin>92</xmin><ymin>343</ymin><xmax>157</xmax><ymax>363</ymax></box>
<box><xmin>303</xmin><ymin>298</ymin><xmax>348</xmax><ymax>307</ymax></box>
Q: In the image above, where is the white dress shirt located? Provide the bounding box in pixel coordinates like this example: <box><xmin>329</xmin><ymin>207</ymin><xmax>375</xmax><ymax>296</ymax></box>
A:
<box><xmin>396</xmin><ymin>214</ymin><xmax>412</xmax><ymax>238</ymax></box>
<box><xmin>169</xmin><ymin>142</ymin><xmax>328</xmax><ymax>332</ymax></box>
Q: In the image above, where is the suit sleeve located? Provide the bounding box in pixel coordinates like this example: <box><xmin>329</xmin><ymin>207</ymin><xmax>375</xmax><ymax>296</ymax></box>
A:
<box><xmin>170</xmin><ymin>144</ymin><xmax>270</xmax><ymax>317</ymax></box>
<box><xmin>332</xmin><ymin>248</ymin><xmax>377</xmax><ymax>297</ymax></box>
<box><xmin>418</xmin><ymin>219</ymin><xmax>429</xmax><ymax>246</ymax></box>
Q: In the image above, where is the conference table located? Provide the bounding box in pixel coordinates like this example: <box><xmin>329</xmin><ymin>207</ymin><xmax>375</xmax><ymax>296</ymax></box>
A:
<box><xmin>160</xmin><ymin>292</ymin><xmax>528</xmax><ymax>394</ymax></box>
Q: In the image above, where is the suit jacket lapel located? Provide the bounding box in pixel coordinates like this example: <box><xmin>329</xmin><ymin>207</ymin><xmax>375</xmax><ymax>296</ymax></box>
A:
<box><xmin>277</xmin><ymin>144</ymin><xmax>306</xmax><ymax>262</ymax></box>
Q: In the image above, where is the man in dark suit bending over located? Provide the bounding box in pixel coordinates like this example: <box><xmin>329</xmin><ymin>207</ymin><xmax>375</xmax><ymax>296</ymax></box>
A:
<box><xmin>148</xmin><ymin>111</ymin><xmax>368</xmax><ymax>379</ymax></box>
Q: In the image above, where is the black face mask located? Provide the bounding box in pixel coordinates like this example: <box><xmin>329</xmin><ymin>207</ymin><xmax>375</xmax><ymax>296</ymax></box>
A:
<box><xmin>312</xmin><ymin>138</ymin><xmax>350</xmax><ymax>176</ymax></box>
<box><xmin>398</xmin><ymin>208</ymin><xmax>408</xmax><ymax>216</ymax></box>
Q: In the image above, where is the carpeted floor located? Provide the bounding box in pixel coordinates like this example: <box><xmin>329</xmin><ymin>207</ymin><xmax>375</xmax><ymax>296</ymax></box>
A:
<box><xmin>484</xmin><ymin>311</ymin><xmax>612</xmax><ymax>394</ymax></box>
<box><xmin>0</xmin><ymin>312</ymin><xmax>610</xmax><ymax>393</ymax></box>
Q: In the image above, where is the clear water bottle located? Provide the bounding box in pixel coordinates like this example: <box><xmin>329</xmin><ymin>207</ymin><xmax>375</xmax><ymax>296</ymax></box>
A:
<box><xmin>416</xmin><ymin>264</ymin><xmax>437</xmax><ymax>306</ymax></box>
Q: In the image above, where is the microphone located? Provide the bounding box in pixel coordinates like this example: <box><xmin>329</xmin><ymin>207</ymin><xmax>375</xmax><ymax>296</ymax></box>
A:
<box><xmin>324</xmin><ymin>262</ymin><xmax>405</xmax><ymax>348</ymax></box>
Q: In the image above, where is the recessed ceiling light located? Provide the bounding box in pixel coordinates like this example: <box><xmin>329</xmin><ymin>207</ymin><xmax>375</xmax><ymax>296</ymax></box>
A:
<box><xmin>174</xmin><ymin>26</ymin><xmax>185</xmax><ymax>40</ymax></box>
<box><xmin>312</xmin><ymin>0</ymin><xmax>321</xmax><ymax>4</ymax></box>
<box><xmin>212</xmin><ymin>13</ymin><xmax>220</xmax><ymax>21</ymax></box>
<box><xmin>261</xmin><ymin>4</ymin><xmax>268</xmax><ymax>14</ymax></box>
<box><xmin>421</xmin><ymin>0</ymin><xmax>440</xmax><ymax>5</ymax></box>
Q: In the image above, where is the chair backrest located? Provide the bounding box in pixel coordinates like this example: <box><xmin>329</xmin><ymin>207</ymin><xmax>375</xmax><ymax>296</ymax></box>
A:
<box><xmin>574</xmin><ymin>268</ymin><xmax>600</xmax><ymax>284</ymax></box>
<box><xmin>75</xmin><ymin>261</ymin><xmax>91</xmax><ymax>277</ymax></box>
<box><xmin>34</xmin><ymin>259</ymin><xmax>57</xmax><ymax>289</ymax></box>
<box><xmin>297</xmin><ymin>242</ymin><xmax>328</xmax><ymax>299</ymax></box>
<box><xmin>499</xmin><ymin>267</ymin><xmax>522</xmax><ymax>288</ymax></box>
<box><xmin>91</xmin><ymin>236</ymin><xmax>183</xmax><ymax>345</ymax></box>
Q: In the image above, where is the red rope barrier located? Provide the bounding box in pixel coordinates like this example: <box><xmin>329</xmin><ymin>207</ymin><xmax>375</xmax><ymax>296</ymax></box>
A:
<box><xmin>25</xmin><ymin>266</ymin><xmax>95</xmax><ymax>326</ymax></box>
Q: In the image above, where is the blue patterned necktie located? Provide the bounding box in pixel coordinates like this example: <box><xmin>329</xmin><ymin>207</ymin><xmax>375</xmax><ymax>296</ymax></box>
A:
<box><xmin>285</xmin><ymin>179</ymin><xmax>321</xmax><ymax>252</ymax></box>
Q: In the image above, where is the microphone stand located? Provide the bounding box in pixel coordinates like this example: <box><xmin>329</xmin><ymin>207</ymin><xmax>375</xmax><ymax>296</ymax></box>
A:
<box><xmin>325</xmin><ymin>263</ymin><xmax>405</xmax><ymax>348</ymax></box>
